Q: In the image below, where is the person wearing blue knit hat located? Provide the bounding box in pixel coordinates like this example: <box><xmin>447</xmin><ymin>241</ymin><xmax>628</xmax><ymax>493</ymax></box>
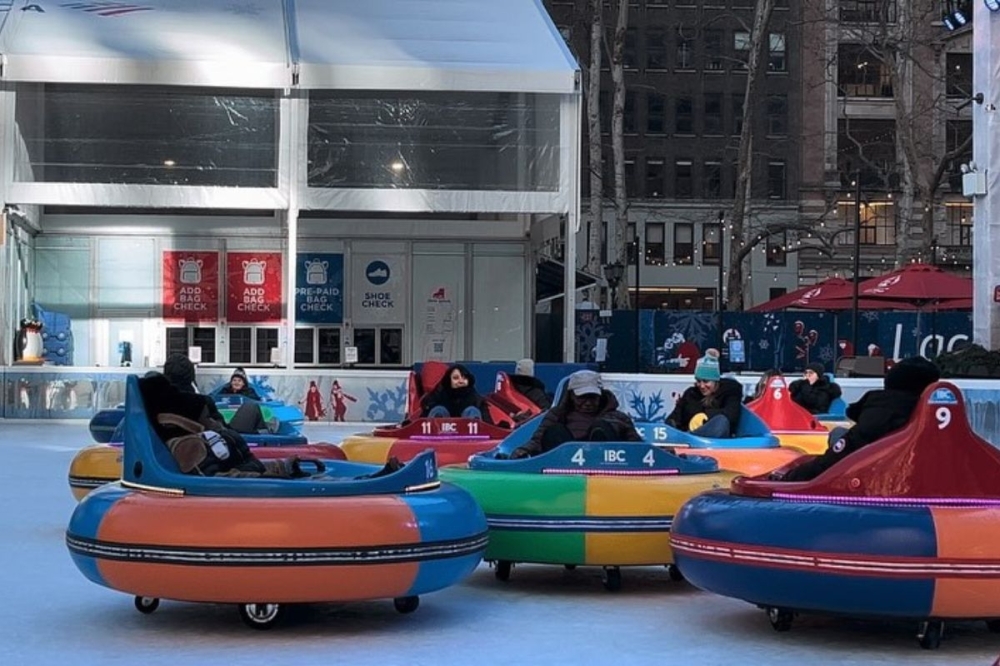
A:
<box><xmin>664</xmin><ymin>348</ymin><xmax>743</xmax><ymax>438</ymax></box>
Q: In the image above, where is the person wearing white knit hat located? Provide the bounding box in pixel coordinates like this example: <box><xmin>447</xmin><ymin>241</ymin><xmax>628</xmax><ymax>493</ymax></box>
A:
<box><xmin>510</xmin><ymin>358</ymin><xmax>551</xmax><ymax>409</ymax></box>
<box><xmin>664</xmin><ymin>349</ymin><xmax>743</xmax><ymax>438</ymax></box>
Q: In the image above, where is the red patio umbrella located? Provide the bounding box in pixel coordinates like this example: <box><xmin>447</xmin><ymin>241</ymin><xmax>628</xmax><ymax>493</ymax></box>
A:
<box><xmin>857</xmin><ymin>263</ymin><xmax>972</xmax><ymax>303</ymax></box>
<box><xmin>748</xmin><ymin>277</ymin><xmax>853</xmax><ymax>312</ymax></box>
<box><xmin>790</xmin><ymin>297</ymin><xmax>917</xmax><ymax>311</ymax></box>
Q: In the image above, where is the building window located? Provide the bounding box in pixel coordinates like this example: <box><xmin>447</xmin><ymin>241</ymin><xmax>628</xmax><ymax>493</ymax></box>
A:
<box><xmin>229</xmin><ymin>326</ymin><xmax>279</xmax><ymax>365</ymax></box>
<box><xmin>673</xmin><ymin>223</ymin><xmax>694</xmax><ymax>265</ymax></box>
<box><xmin>676</xmin><ymin>97</ymin><xmax>693</xmax><ymax>134</ymax></box>
<box><xmin>946</xmin><ymin>203</ymin><xmax>973</xmax><ymax>246</ymax></box>
<box><xmin>770</xmin><ymin>287</ymin><xmax>787</xmax><ymax>300</ymax></box>
<box><xmin>732</xmin><ymin>95</ymin><xmax>744</xmax><ymax>136</ymax></box>
<box><xmin>647</xmin><ymin>93</ymin><xmax>666</xmax><ymax>134</ymax></box>
<box><xmin>625</xmin><ymin>159</ymin><xmax>638</xmax><ymax>198</ymax></box>
<box><xmin>946</xmin><ymin>120</ymin><xmax>973</xmax><ymax>193</ymax></box>
<box><xmin>350</xmin><ymin>327</ymin><xmax>406</xmax><ymax>366</ymax></box>
<box><xmin>676</xmin><ymin>28</ymin><xmax>694</xmax><ymax>69</ymax></box>
<box><xmin>166</xmin><ymin>326</ymin><xmax>216</xmax><ymax>364</ymax></box>
<box><xmin>838</xmin><ymin>200</ymin><xmax>896</xmax><ymax>246</ymax></box>
<box><xmin>734</xmin><ymin>32</ymin><xmax>750</xmax><ymax>69</ymax></box>
<box><xmin>840</xmin><ymin>0</ymin><xmax>897</xmax><ymax>24</ymax></box>
<box><xmin>624</xmin><ymin>28</ymin><xmax>638</xmax><ymax>69</ymax></box>
<box><xmin>675</xmin><ymin>160</ymin><xmax>693</xmax><ymax>198</ymax></box>
<box><xmin>704</xmin><ymin>93</ymin><xmax>723</xmax><ymax>135</ymax></box>
<box><xmin>838</xmin><ymin>44</ymin><xmax>893</xmax><ymax>98</ymax></box>
<box><xmin>646</xmin><ymin>223</ymin><xmax>666</xmax><ymax>266</ymax></box>
<box><xmin>704</xmin><ymin>29</ymin><xmax>724</xmax><ymax>71</ymax></box>
<box><xmin>624</xmin><ymin>92</ymin><xmax>637</xmax><ymax>134</ymax></box>
<box><xmin>838</xmin><ymin>118</ymin><xmax>896</xmax><ymax>190</ymax></box>
<box><xmin>703</xmin><ymin>223</ymin><xmax>721</xmax><ymax>265</ymax></box>
<box><xmin>601</xmin><ymin>220</ymin><xmax>608</xmax><ymax>264</ymax></box>
<box><xmin>767</xmin><ymin>161</ymin><xmax>787</xmax><ymax>199</ymax></box>
<box><xmin>704</xmin><ymin>161</ymin><xmax>722</xmax><ymax>199</ymax></box>
<box><xmin>647</xmin><ymin>28</ymin><xmax>668</xmax><ymax>70</ymax></box>
<box><xmin>946</xmin><ymin>53</ymin><xmax>973</xmax><ymax>99</ymax></box>
<box><xmin>627</xmin><ymin>222</ymin><xmax>637</xmax><ymax>265</ymax></box>
<box><xmin>766</xmin><ymin>231</ymin><xmax>787</xmax><ymax>266</ymax></box>
<box><xmin>294</xmin><ymin>327</ymin><xmax>342</xmax><ymax>365</ymax></box>
<box><xmin>646</xmin><ymin>159</ymin><xmax>665</xmax><ymax>198</ymax></box>
<box><xmin>766</xmin><ymin>95</ymin><xmax>787</xmax><ymax>136</ymax></box>
<box><xmin>768</xmin><ymin>34</ymin><xmax>786</xmax><ymax>72</ymax></box>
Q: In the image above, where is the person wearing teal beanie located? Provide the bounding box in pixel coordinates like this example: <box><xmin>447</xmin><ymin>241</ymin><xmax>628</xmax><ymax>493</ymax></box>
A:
<box><xmin>665</xmin><ymin>349</ymin><xmax>743</xmax><ymax>438</ymax></box>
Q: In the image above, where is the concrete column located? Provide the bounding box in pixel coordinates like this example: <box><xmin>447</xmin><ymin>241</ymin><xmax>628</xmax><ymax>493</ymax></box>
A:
<box><xmin>973</xmin><ymin>6</ymin><xmax>1000</xmax><ymax>348</ymax></box>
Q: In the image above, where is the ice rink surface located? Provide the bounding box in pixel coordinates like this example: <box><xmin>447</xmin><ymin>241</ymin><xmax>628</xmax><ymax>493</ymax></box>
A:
<box><xmin>2</xmin><ymin>421</ymin><xmax>999</xmax><ymax>666</ymax></box>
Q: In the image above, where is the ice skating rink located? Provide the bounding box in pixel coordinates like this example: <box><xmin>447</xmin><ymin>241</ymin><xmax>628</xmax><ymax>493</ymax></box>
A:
<box><xmin>3</xmin><ymin>422</ymin><xmax>999</xmax><ymax>666</ymax></box>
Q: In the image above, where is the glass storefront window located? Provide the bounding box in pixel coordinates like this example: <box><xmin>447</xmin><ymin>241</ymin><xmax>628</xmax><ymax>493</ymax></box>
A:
<box><xmin>15</xmin><ymin>85</ymin><xmax>278</xmax><ymax>186</ymax></box>
<box><xmin>307</xmin><ymin>92</ymin><xmax>560</xmax><ymax>191</ymax></box>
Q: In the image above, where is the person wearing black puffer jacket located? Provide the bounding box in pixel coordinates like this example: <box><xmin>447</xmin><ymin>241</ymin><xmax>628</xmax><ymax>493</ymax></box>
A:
<box><xmin>162</xmin><ymin>353</ymin><xmax>271</xmax><ymax>434</ymax></box>
<box><xmin>665</xmin><ymin>349</ymin><xmax>743</xmax><ymax>438</ymax></box>
<box><xmin>508</xmin><ymin>370</ymin><xmax>641</xmax><ymax>459</ymax></box>
<box><xmin>420</xmin><ymin>363</ymin><xmax>492</xmax><ymax>422</ymax></box>
<box><xmin>780</xmin><ymin>356</ymin><xmax>941</xmax><ymax>482</ymax></box>
<box><xmin>789</xmin><ymin>362</ymin><xmax>842</xmax><ymax>414</ymax></box>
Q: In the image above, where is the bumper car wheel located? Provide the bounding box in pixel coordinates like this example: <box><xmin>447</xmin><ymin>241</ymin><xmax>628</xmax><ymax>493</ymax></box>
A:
<box><xmin>917</xmin><ymin>621</ymin><xmax>944</xmax><ymax>650</ymax></box>
<box><xmin>495</xmin><ymin>560</ymin><xmax>513</xmax><ymax>582</ymax></box>
<box><xmin>238</xmin><ymin>603</ymin><xmax>285</xmax><ymax>630</ymax></box>
<box><xmin>393</xmin><ymin>596</ymin><xmax>420</xmax><ymax>614</ymax></box>
<box><xmin>766</xmin><ymin>607</ymin><xmax>794</xmax><ymax>632</ymax></box>
<box><xmin>134</xmin><ymin>596</ymin><xmax>159</xmax><ymax>615</ymax></box>
<box><xmin>667</xmin><ymin>564</ymin><xmax>684</xmax><ymax>582</ymax></box>
<box><xmin>602</xmin><ymin>566</ymin><xmax>622</xmax><ymax>592</ymax></box>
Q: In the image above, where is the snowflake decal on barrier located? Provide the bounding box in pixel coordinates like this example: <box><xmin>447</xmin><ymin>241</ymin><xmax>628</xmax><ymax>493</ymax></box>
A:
<box><xmin>818</xmin><ymin>345</ymin><xmax>835</xmax><ymax>362</ymax></box>
<box><xmin>575</xmin><ymin>315</ymin><xmax>610</xmax><ymax>363</ymax></box>
<box><xmin>758</xmin><ymin>339</ymin><xmax>770</xmax><ymax>350</ymax></box>
<box><xmin>862</xmin><ymin>311</ymin><xmax>880</xmax><ymax>323</ymax></box>
<box><xmin>366</xmin><ymin>385</ymin><xmax>406</xmax><ymax>422</ymax></box>
<box><xmin>628</xmin><ymin>390</ymin><xmax>666</xmax><ymax>421</ymax></box>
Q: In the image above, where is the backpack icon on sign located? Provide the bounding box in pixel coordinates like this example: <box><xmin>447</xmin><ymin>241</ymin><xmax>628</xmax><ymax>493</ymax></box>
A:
<box><xmin>179</xmin><ymin>258</ymin><xmax>203</xmax><ymax>284</ymax></box>
<box><xmin>243</xmin><ymin>259</ymin><xmax>266</xmax><ymax>285</ymax></box>
<box><xmin>305</xmin><ymin>260</ymin><xmax>328</xmax><ymax>285</ymax></box>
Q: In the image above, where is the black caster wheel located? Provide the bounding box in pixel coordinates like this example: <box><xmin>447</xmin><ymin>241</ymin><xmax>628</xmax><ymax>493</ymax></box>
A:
<box><xmin>134</xmin><ymin>596</ymin><xmax>159</xmax><ymax>615</ymax></box>
<box><xmin>917</xmin><ymin>621</ymin><xmax>944</xmax><ymax>650</ymax></box>
<box><xmin>564</xmin><ymin>564</ymin><xmax>577</xmax><ymax>571</ymax></box>
<box><xmin>602</xmin><ymin>567</ymin><xmax>622</xmax><ymax>592</ymax></box>
<box><xmin>393</xmin><ymin>596</ymin><xmax>420</xmax><ymax>614</ymax></box>
<box><xmin>237</xmin><ymin>603</ymin><xmax>285</xmax><ymax>630</ymax></box>
<box><xmin>495</xmin><ymin>560</ymin><xmax>513</xmax><ymax>582</ymax></box>
<box><xmin>667</xmin><ymin>564</ymin><xmax>684</xmax><ymax>582</ymax></box>
<box><xmin>767</xmin><ymin>607</ymin><xmax>794</xmax><ymax>632</ymax></box>
<box><xmin>987</xmin><ymin>620</ymin><xmax>1000</xmax><ymax>633</ymax></box>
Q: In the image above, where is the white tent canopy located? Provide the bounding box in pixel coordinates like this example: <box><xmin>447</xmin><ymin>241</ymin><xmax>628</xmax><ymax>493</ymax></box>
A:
<box><xmin>0</xmin><ymin>0</ymin><xmax>577</xmax><ymax>93</ymax></box>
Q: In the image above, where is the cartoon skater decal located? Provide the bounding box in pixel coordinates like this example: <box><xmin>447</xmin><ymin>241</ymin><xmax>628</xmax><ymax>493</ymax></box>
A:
<box><xmin>301</xmin><ymin>380</ymin><xmax>326</xmax><ymax>421</ymax></box>
<box><xmin>329</xmin><ymin>380</ymin><xmax>357</xmax><ymax>422</ymax></box>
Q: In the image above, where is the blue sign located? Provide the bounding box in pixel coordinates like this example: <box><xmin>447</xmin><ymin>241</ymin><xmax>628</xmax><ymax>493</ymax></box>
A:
<box><xmin>296</xmin><ymin>253</ymin><xmax>343</xmax><ymax>324</ymax></box>
<box><xmin>366</xmin><ymin>260</ymin><xmax>390</xmax><ymax>286</ymax></box>
<box><xmin>728</xmin><ymin>339</ymin><xmax>746</xmax><ymax>364</ymax></box>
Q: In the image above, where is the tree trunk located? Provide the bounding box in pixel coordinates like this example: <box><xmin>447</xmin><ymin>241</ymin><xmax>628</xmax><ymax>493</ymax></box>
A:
<box><xmin>726</xmin><ymin>0</ymin><xmax>775</xmax><ymax>311</ymax></box>
<box><xmin>585</xmin><ymin>0</ymin><xmax>605</xmax><ymax>287</ymax></box>
<box><xmin>610</xmin><ymin>0</ymin><xmax>631</xmax><ymax>308</ymax></box>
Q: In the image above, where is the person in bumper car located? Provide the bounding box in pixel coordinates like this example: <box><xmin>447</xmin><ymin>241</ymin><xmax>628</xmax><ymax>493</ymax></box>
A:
<box><xmin>788</xmin><ymin>362</ymin><xmax>842</xmax><ymax>414</ymax></box>
<box><xmin>510</xmin><ymin>358</ymin><xmax>552</xmax><ymax>410</ymax></box>
<box><xmin>507</xmin><ymin>370</ymin><xmax>642</xmax><ymax>459</ymax></box>
<box><xmin>778</xmin><ymin>356</ymin><xmax>941</xmax><ymax>482</ymax></box>
<box><xmin>218</xmin><ymin>367</ymin><xmax>261</xmax><ymax>400</ymax></box>
<box><xmin>665</xmin><ymin>349</ymin><xmax>742</xmax><ymax>438</ymax></box>
<box><xmin>162</xmin><ymin>354</ymin><xmax>274</xmax><ymax>435</ymax></box>
<box><xmin>420</xmin><ymin>363</ymin><xmax>491</xmax><ymax>422</ymax></box>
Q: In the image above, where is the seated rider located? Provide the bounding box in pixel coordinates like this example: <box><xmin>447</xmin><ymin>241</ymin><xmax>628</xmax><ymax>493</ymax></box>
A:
<box><xmin>744</xmin><ymin>368</ymin><xmax>780</xmax><ymax>404</ymax></box>
<box><xmin>218</xmin><ymin>367</ymin><xmax>261</xmax><ymax>400</ymax></box>
<box><xmin>421</xmin><ymin>363</ymin><xmax>491</xmax><ymax>422</ymax></box>
<box><xmin>778</xmin><ymin>356</ymin><xmax>940</xmax><ymax>482</ymax></box>
<box><xmin>788</xmin><ymin>362</ymin><xmax>842</xmax><ymax>415</ymax></box>
<box><xmin>162</xmin><ymin>354</ymin><xmax>274</xmax><ymax>434</ymax></box>
<box><xmin>665</xmin><ymin>349</ymin><xmax>742</xmax><ymax>438</ymax></box>
<box><xmin>509</xmin><ymin>358</ymin><xmax>552</xmax><ymax>410</ymax></box>
<box><xmin>507</xmin><ymin>370</ymin><xmax>642</xmax><ymax>459</ymax></box>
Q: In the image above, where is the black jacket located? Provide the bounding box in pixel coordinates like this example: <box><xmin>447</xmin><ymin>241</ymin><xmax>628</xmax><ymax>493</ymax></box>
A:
<box><xmin>665</xmin><ymin>377</ymin><xmax>744</xmax><ymax>436</ymax></box>
<box><xmin>420</xmin><ymin>363</ymin><xmax>491</xmax><ymax>422</ymax></box>
<box><xmin>783</xmin><ymin>388</ymin><xmax>922</xmax><ymax>482</ymax></box>
<box><xmin>520</xmin><ymin>389</ymin><xmax>642</xmax><ymax>457</ymax></box>
<box><xmin>219</xmin><ymin>383</ymin><xmax>261</xmax><ymax>401</ymax></box>
<box><xmin>788</xmin><ymin>377</ymin><xmax>842</xmax><ymax>414</ymax></box>
<box><xmin>510</xmin><ymin>374</ymin><xmax>552</xmax><ymax>410</ymax></box>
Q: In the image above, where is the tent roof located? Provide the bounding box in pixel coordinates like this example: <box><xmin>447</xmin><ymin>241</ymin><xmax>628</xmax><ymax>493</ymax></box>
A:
<box><xmin>0</xmin><ymin>0</ymin><xmax>578</xmax><ymax>93</ymax></box>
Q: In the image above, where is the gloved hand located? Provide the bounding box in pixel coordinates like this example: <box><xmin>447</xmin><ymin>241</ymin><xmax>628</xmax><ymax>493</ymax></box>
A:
<box><xmin>494</xmin><ymin>452</ymin><xmax>510</xmax><ymax>460</ymax></box>
<box><xmin>510</xmin><ymin>447</ymin><xmax>530</xmax><ymax>460</ymax></box>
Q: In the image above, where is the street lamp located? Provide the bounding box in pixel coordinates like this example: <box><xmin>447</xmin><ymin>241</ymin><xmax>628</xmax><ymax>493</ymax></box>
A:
<box><xmin>716</xmin><ymin>211</ymin><xmax>726</xmax><ymax>353</ymax></box>
<box><xmin>851</xmin><ymin>174</ymin><xmax>862</xmax><ymax>355</ymax></box>
<box><xmin>603</xmin><ymin>261</ymin><xmax>624</xmax><ymax>309</ymax></box>
<box><xmin>631</xmin><ymin>239</ymin><xmax>642</xmax><ymax>372</ymax></box>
